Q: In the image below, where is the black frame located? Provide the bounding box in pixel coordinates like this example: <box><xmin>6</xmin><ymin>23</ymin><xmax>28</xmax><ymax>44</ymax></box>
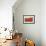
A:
<box><xmin>23</xmin><ymin>15</ymin><xmax>35</xmax><ymax>24</ymax></box>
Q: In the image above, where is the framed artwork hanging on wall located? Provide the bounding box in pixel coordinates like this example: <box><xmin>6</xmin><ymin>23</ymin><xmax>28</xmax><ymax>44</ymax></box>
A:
<box><xmin>23</xmin><ymin>15</ymin><xmax>35</xmax><ymax>24</ymax></box>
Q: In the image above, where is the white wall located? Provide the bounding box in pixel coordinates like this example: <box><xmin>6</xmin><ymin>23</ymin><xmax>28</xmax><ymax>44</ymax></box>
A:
<box><xmin>41</xmin><ymin>0</ymin><xmax>46</xmax><ymax>46</ymax></box>
<box><xmin>0</xmin><ymin>0</ymin><xmax>16</xmax><ymax>29</ymax></box>
<box><xmin>13</xmin><ymin>0</ymin><xmax>41</xmax><ymax>46</ymax></box>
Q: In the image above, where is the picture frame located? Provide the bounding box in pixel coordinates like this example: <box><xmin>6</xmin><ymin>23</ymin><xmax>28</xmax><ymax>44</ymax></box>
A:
<box><xmin>23</xmin><ymin>15</ymin><xmax>35</xmax><ymax>24</ymax></box>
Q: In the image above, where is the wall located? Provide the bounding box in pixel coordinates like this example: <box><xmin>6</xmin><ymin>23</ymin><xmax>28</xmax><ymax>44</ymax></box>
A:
<box><xmin>41</xmin><ymin>0</ymin><xmax>46</xmax><ymax>46</ymax></box>
<box><xmin>0</xmin><ymin>0</ymin><xmax>16</xmax><ymax>30</ymax></box>
<box><xmin>13</xmin><ymin>0</ymin><xmax>41</xmax><ymax>46</ymax></box>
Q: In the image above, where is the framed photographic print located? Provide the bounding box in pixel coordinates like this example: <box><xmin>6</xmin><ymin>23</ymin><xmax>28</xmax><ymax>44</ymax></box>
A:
<box><xmin>23</xmin><ymin>15</ymin><xmax>35</xmax><ymax>24</ymax></box>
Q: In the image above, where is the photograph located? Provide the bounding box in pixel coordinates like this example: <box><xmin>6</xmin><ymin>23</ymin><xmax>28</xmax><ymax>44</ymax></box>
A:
<box><xmin>0</xmin><ymin>0</ymin><xmax>46</xmax><ymax>46</ymax></box>
<box><xmin>23</xmin><ymin>15</ymin><xmax>35</xmax><ymax>24</ymax></box>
